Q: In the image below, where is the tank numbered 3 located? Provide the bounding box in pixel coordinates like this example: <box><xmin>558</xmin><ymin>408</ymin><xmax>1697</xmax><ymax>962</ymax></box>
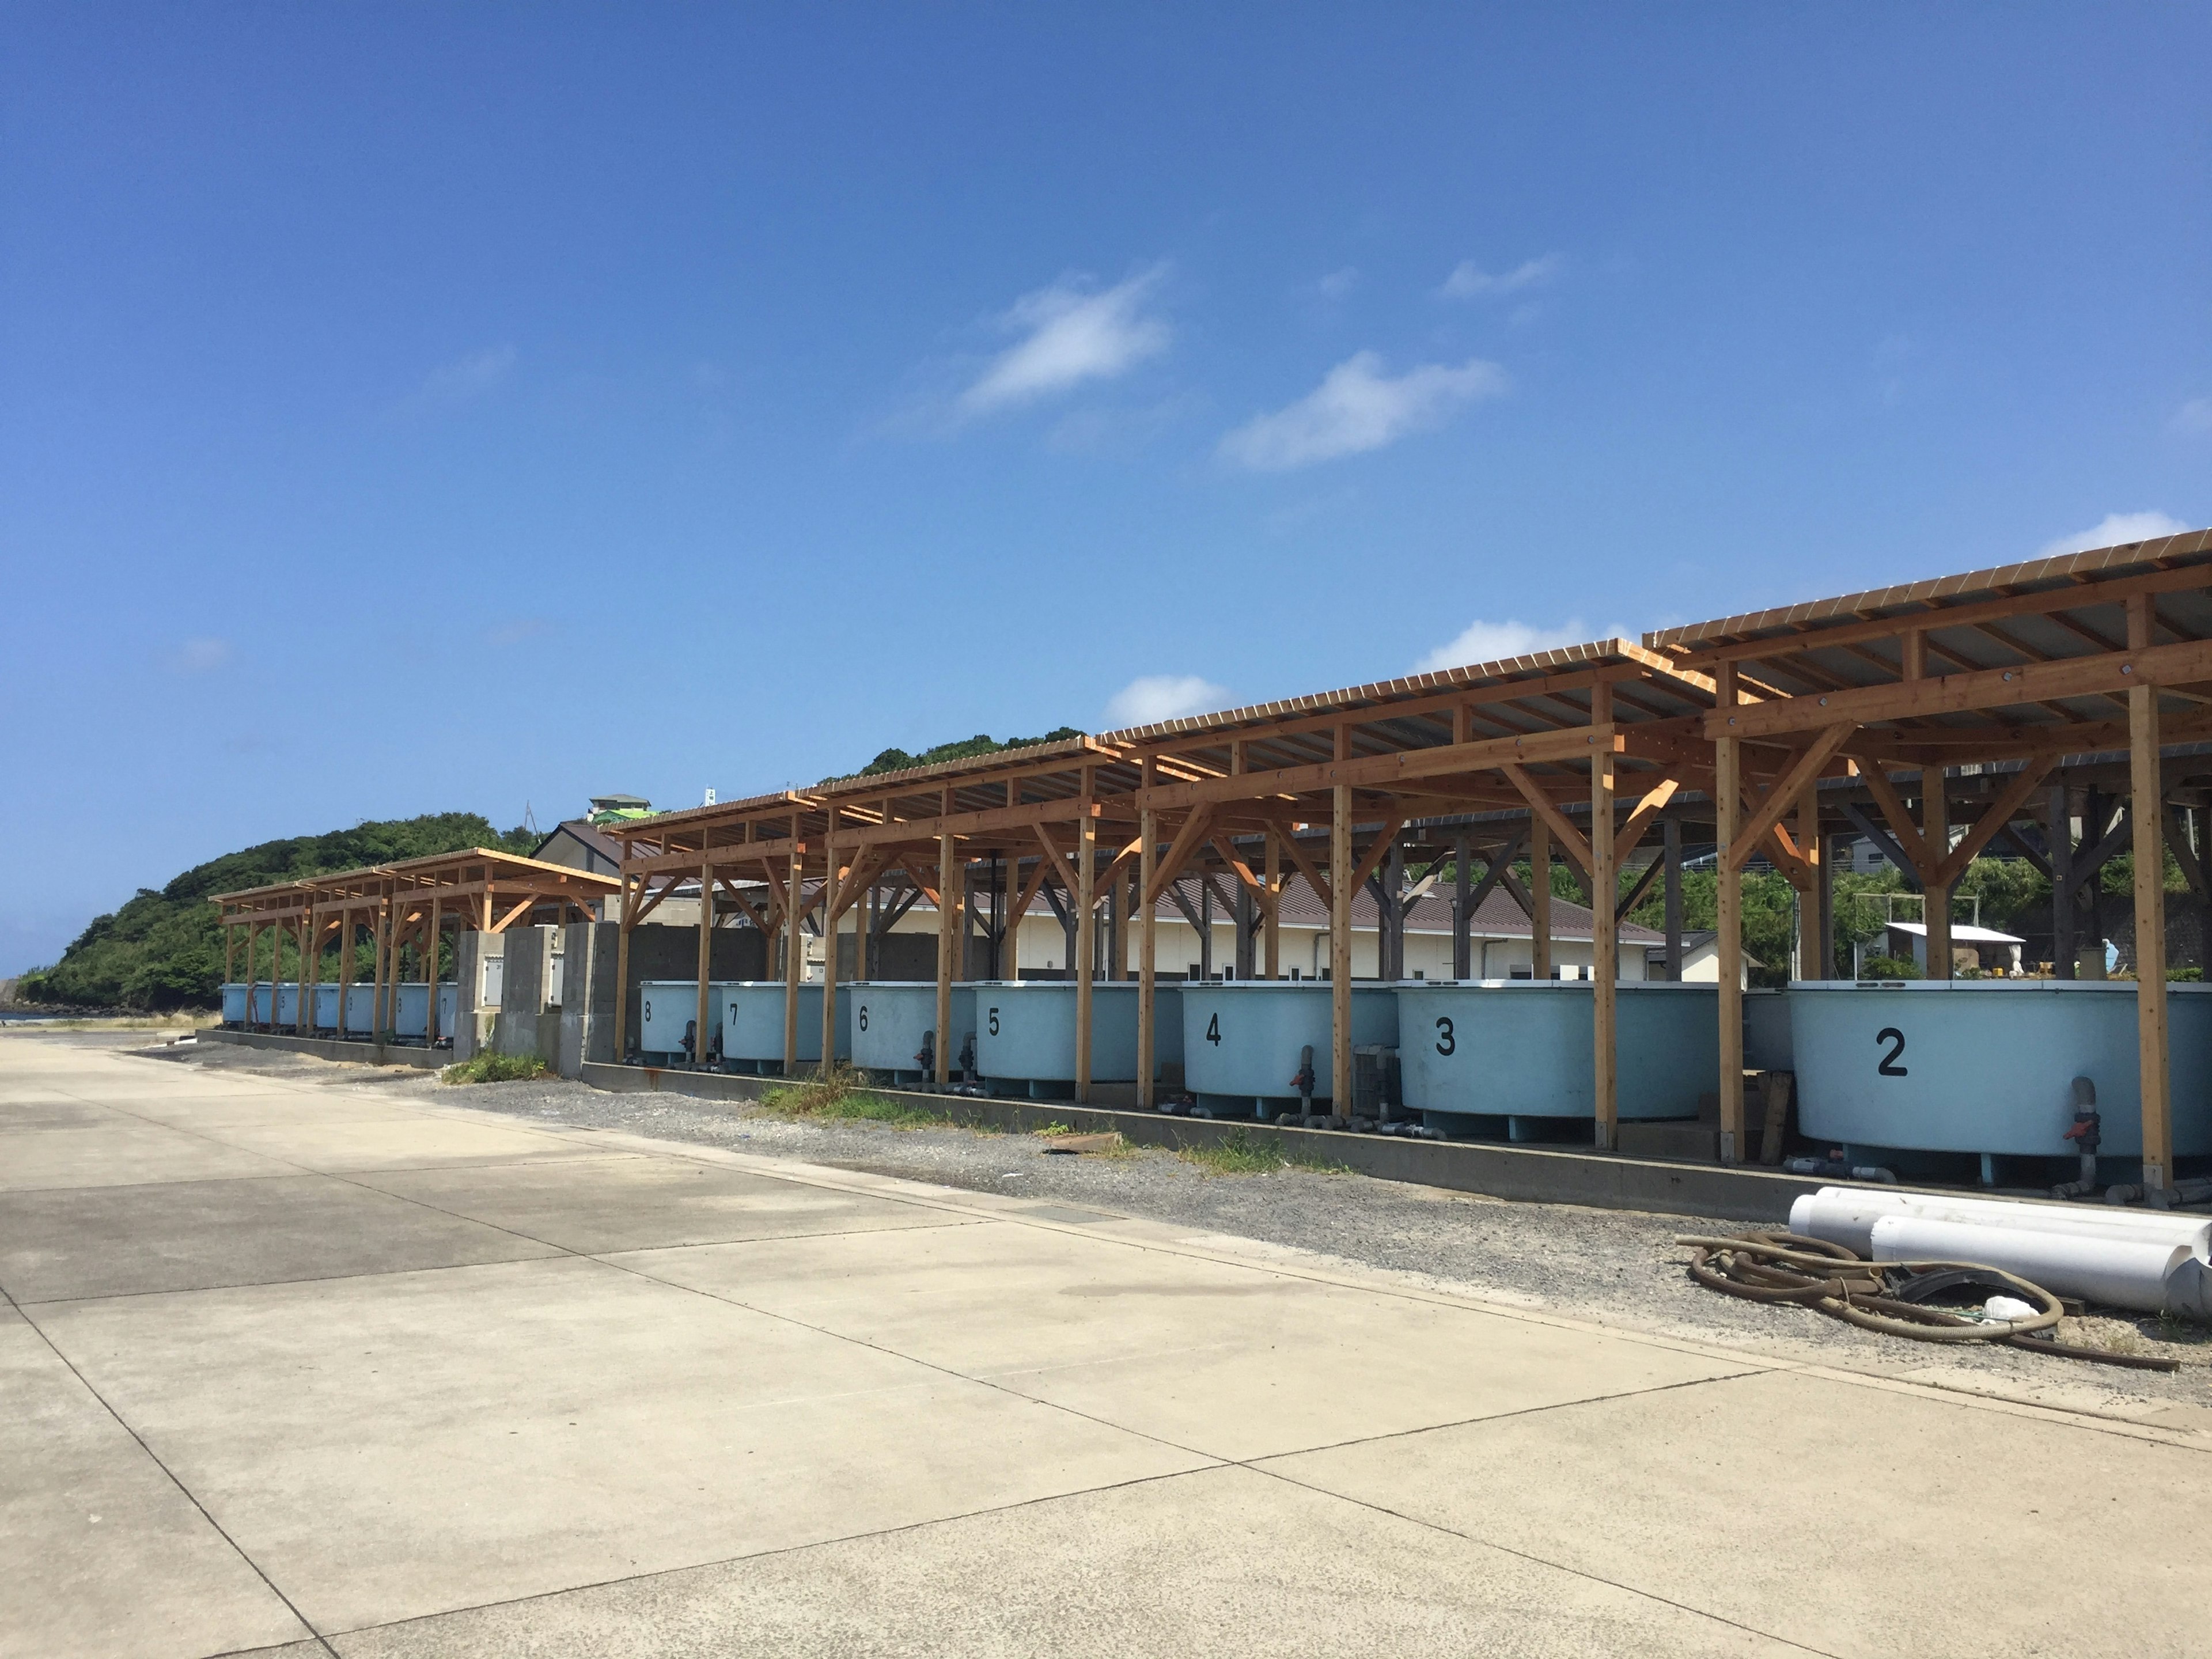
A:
<box><xmin>1875</xmin><ymin>1026</ymin><xmax>1908</xmax><ymax>1077</ymax></box>
<box><xmin>1434</xmin><ymin>1016</ymin><xmax>1455</xmax><ymax>1056</ymax></box>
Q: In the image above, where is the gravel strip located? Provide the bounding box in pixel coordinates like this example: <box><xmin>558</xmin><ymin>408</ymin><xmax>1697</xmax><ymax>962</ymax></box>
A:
<box><xmin>123</xmin><ymin>1035</ymin><xmax>2212</xmax><ymax>1419</ymax></box>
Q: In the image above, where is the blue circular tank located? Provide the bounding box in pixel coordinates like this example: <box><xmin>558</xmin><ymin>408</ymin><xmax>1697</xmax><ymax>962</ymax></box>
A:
<box><xmin>1396</xmin><ymin>982</ymin><xmax>1719</xmax><ymax>1122</ymax></box>
<box><xmin>719</xmin><ymin>982</ymin><xmax>851</xmax><ymax>1066</ymax></box>
<box><xmin>1789</xmin><ymin>980</ymin><xmax>2212</xmax><ymax>1157</ymax></box>
<box><xmin>969</xmin><ymin>982</ymin><xmax>1183</xmax><ymax>1084</ymax></box>
<box><xmin>849</xmin><ymin>982</ymin><xmax>977</xmax><ymax>1080</ymax></box>
<box><xmin>1179</xmin><ymin>982</ymin><xmax>1399</xmax><ymax>1107</ymax></box>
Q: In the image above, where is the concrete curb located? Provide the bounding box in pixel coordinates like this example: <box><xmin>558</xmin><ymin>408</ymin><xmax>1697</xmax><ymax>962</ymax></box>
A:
<box><xmin>199</xmin><ymin>1028</ymin><xmax>443</xmax><ymax>1070</ymax></box>
<box><xmin>578</xmin><ymin>1060</ymin><xmax>1822</xmax><ymax>1223</ymax></box>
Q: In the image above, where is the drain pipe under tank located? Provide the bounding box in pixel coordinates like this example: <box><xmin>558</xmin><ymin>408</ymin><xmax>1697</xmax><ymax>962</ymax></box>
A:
<box><xmin>2052</xmin><ymin>1076</ymin><xmax>2101</xmax><ymax>1199</ymax></box>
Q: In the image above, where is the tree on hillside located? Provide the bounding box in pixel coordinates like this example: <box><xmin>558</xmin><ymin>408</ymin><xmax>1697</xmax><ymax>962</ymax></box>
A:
<box><xmin>18</xmin><ymin>813</ymin><xmax>535</xmax><ymax>1012</ymax></box>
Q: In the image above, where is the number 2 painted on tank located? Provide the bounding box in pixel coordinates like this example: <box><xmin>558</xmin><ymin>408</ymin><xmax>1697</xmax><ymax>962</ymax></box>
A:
<box><xmin>1435</xmin><ymin>1016</ymin><xmax>1456</xmax><ymax>1056</ymax></box>
<box><xmin>1875</xmin><ymin>1027</ymin><xmax>1907</xmax><ymax>1077</ymax></box>
<box><xmin>1205</xmin><ymin>1013</ymin><xmax>1221</xmax><ymax>1045</ymax></box>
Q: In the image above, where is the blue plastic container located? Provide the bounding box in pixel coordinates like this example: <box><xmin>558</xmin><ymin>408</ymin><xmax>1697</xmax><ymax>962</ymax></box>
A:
<box><xmin>969</xmin><ymin>982</ymin><xmax>1184</xmax><ymax>1090</ymax></box>
<box><xmin>637</xmin><ymin>980</ymin><xmax>740</xmax><ymax>1062</ymax></box>
<box><xmin>1789</xmin><ymin>980</ymin><xmax>2212</xmax><ymax>1157</ymax></box>
<box><xmin>719</xmin><ymin>982</ymin><xmax>854</xmax><ymax>1071</ymax></box>
<box><xmin>391</xmin><ymin>983</ymin><xmax>460</xmax><ymax>1040</ymax></box>
<box><xmin>1396</xmin><ymin>982</ymin><xmax>1719</xmax><ymax>1124</ymax></box>
<box><xmin>1179</xmin><ymin>982</ymin><xmax>1399</xmax><ymax>1111</ymax></box>
<box><xmin>849</xmin><ymin>982</ymin><xmax>977</xmax><ymax>1082</ymax></box>
<box><xmin>221</xmin><ymin>983</ymin><xmax>248</xmax><ymax>1024</ymax></box>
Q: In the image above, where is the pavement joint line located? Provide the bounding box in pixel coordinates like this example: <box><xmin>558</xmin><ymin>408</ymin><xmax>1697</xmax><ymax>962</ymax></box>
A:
<box><xmin>305</xmin><ymin>1461</ymin><xmax>1229</xmax><ymax>1646</ymax></box>
<box><xmin>0</xmin><ymin>1273</ymin><xmax>339</xmax><ymax>1657</ymax></box>
<box><xmin>1247</xmin><ymin>1457</ymin><xmax>1847</xmax><ymax>1659</ymax></box>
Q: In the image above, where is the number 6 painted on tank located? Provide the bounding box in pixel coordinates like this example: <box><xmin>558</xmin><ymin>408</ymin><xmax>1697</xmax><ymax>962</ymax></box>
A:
<box><xmin>1435</xmin><ymin>1015</ymin><xmax>1455</xmax><ymax>1056</ymax></box>
<box><xmin>1875</xmin><ymin>1027</ymin><xmax>1907</xmax><ymax>1077</ymax></box>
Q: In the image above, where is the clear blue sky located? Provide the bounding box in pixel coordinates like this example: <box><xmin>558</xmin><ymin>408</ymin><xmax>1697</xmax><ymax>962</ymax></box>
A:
<box><xmin>4</xmin><ymin>5</ymin><xmax>2207</xmax><ymax>973</ymax></box>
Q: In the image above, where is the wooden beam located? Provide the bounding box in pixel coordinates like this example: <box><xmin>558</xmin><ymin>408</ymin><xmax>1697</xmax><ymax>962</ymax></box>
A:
<box><xmin>2131</xmin><ymin>594</ymin><xmax>2173</xmax><ymax>1189</ymax></box>
<box><xmin>1075</xmin><ymin>779</ymin><xmax>1096</xmax><ymax>1101</ymax></box>
<box><xmin>1143</xmin><ymin>805</ymin><xmax>1219</xmax><ymax>906</ymax></box>
<box><xmin>1590</xmin><ymin>681</ymin><xmax>1618</xmax><ymax>1150</ymax></box>
<box><xmin>1706</xmin><ymin>635</ymin><xmax>2212</xmax><ymax>740</ymax></box>
<box><xmin>1330</xmin><ymin>782</ymin><xmax>1353</xmax><ymax>1111</ymax></box>
<box><xmin>1275</xmin><ymin>825</ymin><xmax>1334</xmax><ymax>912</ymax></box>
<box><xmin>1501</xmin><ymin>765</ymin><xmax>1595</xmax><ymax>878</ymax></box>
<box><xmin>1715</xmin><ymin>662</ymin><xmax>1744</xmax><ymax>1163</ymax></box>
<box><xmin>1133</xmin><ymin>725</ymin><xmax>1621</xmax><ymax>812</ymax></box>
<box><xmin>1932</xmin><ymin>755</ymin><xmax>2061</xmax><ymax>891</ymax></box>
<box><xmin>1726</xmin><ymin>725</ymin><xmax>1857</xmax><ymax>872</ymax></box>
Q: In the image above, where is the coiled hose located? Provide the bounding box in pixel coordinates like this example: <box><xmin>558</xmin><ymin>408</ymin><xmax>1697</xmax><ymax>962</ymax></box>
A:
<box><xmin>1677</xmin><ymin>1230</ymin><xmax>2179</xmax><ymax>1372</ymax></box>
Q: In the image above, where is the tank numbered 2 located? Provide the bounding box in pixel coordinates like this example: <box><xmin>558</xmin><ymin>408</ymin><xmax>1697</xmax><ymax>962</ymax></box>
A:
<box><xmin>1434</xmin><ymin>1016</ymin><xmax>1455</xmax><ymax>1056</ymax></box>
<box><xmin>1875</xmin><ymin>1026</ymin><xmax>1908</xmax><ymax>1077</ymax></box>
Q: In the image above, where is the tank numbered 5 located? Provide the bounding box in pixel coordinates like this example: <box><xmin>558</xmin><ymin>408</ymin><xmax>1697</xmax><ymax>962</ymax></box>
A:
<box><xmin>988</xmin><ymin>1007</ymin><xmax>999</xmax><ymax>1035</ymax></box>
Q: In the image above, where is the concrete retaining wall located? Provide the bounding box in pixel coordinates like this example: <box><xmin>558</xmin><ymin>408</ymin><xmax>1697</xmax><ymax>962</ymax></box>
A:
<box><xmin>577</xmin><ymin>1061</ymin><xmax>1824</xmax><ymax>1223</ymax></box>
<box><xmin>200</xmin><ymin>1028</ymin><xmax>441</xmax><ymax>1069</ymax></box>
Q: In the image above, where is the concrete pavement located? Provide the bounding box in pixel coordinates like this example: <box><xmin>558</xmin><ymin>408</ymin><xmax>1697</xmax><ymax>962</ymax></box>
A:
<box><xmin>3</xmin><ymin>1036</ymin><xmax>2206</xmax><ymax>1658</ymax></box>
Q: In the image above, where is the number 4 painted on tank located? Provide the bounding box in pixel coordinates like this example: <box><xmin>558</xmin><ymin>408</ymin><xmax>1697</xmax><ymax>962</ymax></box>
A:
<box><xmin>1205</xmin><ymin>1013</ymin><xmax>1221</xmax><ymax>1045</ymax></box>
<box><xmin>1875</xmin><ymin>1027</ymin><xmax>1907</xmax><ymax>1077</ymax></box>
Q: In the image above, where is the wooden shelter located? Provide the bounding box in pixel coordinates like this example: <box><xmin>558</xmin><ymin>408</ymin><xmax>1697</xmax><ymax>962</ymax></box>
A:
<box><xmin>1646</xmin><ymin>525</ymin><xmax>2212</xmax><ymax>1183</ymax></box>
<box><xmin>213</xmin><ymin>849</ymin><xmax>616</xmax><ymax>1045</ymax></box>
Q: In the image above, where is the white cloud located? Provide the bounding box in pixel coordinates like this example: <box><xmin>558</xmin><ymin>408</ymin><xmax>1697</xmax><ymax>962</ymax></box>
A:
<box><xmin>959</xmin><ymin>266</ymin><xmax>1169</xmax><ymax>415</ymax></box>
<box><xmin>1316</xmin><ymin>266</ymin><xmax>1359</xmax><ymax>300</ymax></box>
<box><xmin>173</xmin><ymin>637</ymin><xmax>231</xmax><ymax>673</ymax></box>
<box><xmin>2173</xmin><ymin>397</ymin><xmax>2212</xmax><ymax>434</ymax></box>
<box><xmin>1438</xmin><ymin>253</ymin><xmax>1563</xmax><ymax>300</ymax></box>
<box><xmin>422</xmin><ymin>344</ymin><xmax>516</xmax><ymax>400</ymax></box>
<box><xmin>2038</xmin><ymin>511</ymin><xmax>2191</xmax><ymax>558</ymax></box>
<box><xmin>1414</xmin><ymin>619</ymin><xmax>1595</xmax><ymax>675</ymax></box>
<box><xmin>1218</xmin><ymin>351</ymin><xmax>1508</xmax><ymax>471</ymax></box>
<box><xmin>1104</xmin><ymin>674</ymin><xmax>1230</xmax><ymax>728</ymax></box>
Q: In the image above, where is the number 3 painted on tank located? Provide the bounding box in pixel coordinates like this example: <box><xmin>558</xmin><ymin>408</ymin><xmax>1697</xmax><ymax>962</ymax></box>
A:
<box><xmin>1875</xmin><ymin>1027</ymin><xmax>1907</xmax><ymax>1077</ymax></box>
<box><xmin>1435</xmin><ymin>1016</ymin><xmax>1455</xmax><ymax>1056</ymax></box>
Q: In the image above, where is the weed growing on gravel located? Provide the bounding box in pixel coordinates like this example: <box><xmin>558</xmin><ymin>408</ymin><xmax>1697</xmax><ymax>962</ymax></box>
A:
<box><xmin>441</xmin><ymin>1052</ymin><xmax>548</xmax><ymax>1085</ymax></box>
<box><xmin>759</xmin><ymin>1065</ymin><xmax>953</xmax><ymax>1129</ymax></box>
<box><xmin>1177</xmin><ymin>1127</ymin><xmax>1349</xmax><ymax>1176</ymax></box>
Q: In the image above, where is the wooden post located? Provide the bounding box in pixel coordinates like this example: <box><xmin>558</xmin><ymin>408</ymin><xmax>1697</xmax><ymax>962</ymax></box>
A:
<box><xmin>1263</xmin><ymin>831</ymin><xmax>1282</xmax><ymax>979</ymax></box>
<box><xmin>1138</xmin><ymin>801</ymin><xmax>1158</xmax><ymax>1109</ymax></box>
<box><xmin>1075</xmin><ymin>779</ymin><xmax>1096</xmax><ymax>1103</ymax></box>
<box><xmin>1924</xmin><ymin>769</ymin><xmax>1952</xmax><ymax>979</ymax></box>
<box><xmin>2047</xmin><ymin>785</ymin><xmax>2075</xmax><ymax>979</ymax></box>
<box><xmin>295</xmin><ymin>914</ymin><xmax>311</xmax><ymax>1035</ymax></box>
<box><xmin>820</xmin><ymin>825</ymin><xmax>841</xmax><ymax>1077</ymax></box>
<box><xmin>1002</xmin><ymin>855</ymin><xmax>1022</xmax><ymax>983</ymax></box>
<box><xmin>1530</xmin><ymin>812</ymin><xmax>1553</xmax><ymax>980</ymax></box>
<box><xmin>337</xmin><ymin>906</ymin><xmax>354</xmax><ymax>1037</ymax></box>
<box><xmin>424</xmin><ymin>899</ymin><xmax>441</xmax><ymax>1047</ymax></box>
<box><xmin>857</xmin><ymin>880</ymin><xmax>872</xmax><ymax>982</ymax></box>
<box><xmin>934</xmin><ymin>831</ymin><xmax>955</xmax><ymax>1084</ymax></box>
<box><xmin>1715</xmin><ymin>661</ymin><xmax>1744</xmax><ymax>1162</ymax></box>
<box><xmin>2130</xmin><ymin>595</ymin><xmax>2172</xmax><ymax>1190</ymax></box>
<box><xmin>1662</xmin><ymin>816</ymin><xmax>1684</xmax><ymax>980</ymax></box>
<box><xmin>370</xmin><ymin>905</ymin><xmax>387</xmax><ymax>1037</ymax></box>
<box><xmin>696</xmin><ymin>856</ymin><xmax>714</xmax><ymax>1069</ymax></box>
<box><xmin>1590</xmin><ymin>682</ymin><xmax>1618</xmax><ymax>1151</ymax></box>
<box><xmin>224</xmin><ymin>921</ymin><xmax>238</xmax><ymax>1009</ymax></box>
<box><xmin>1330</xmin><ymin>782</ymin><xmax>1353</xmax><ymax>1115</ymax></box>
<box><xmin>1452</xmin><ymin>831</ymin><xmax>1472</xmax><ymax>979</ymax></box>
<box><xmin>783</xmin><ymin>844</ymin><xmax>805</xmax><ymax>1075</ymax></box>
<box><xmin>613</xmin><ymin>877</ymin><xmax>635</xmax><ymax>1060</ymax></box>
<box><xmin>1804</xmin><ymin>790</ymin><xmax>1831</xmax><ymax>981</ymax></box>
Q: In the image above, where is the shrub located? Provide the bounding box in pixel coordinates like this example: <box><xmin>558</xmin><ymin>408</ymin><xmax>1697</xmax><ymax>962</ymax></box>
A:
<box><xmin>442</xmin><ymin>1052</ymin><xmax>548</xmax><ymax>1085</ymax></box>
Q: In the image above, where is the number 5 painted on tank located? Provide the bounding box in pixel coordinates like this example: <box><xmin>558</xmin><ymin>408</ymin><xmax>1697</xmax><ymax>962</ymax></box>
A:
<box><xmin>1875</xmin><ymin>1027</ymin><xmax>1907</xmax><ymax>1077</ymax></box>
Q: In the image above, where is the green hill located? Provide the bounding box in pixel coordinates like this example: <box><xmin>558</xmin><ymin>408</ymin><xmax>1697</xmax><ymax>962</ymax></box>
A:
<box><xmin>18</xmin><ymin>812</ymin><xmax>535</xmax><ymax>1012</ymax></box>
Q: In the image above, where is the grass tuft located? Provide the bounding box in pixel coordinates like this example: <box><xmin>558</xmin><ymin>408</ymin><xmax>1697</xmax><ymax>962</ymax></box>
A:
<box><xmin>1175</xmin><ymin>1126</ymin><xmax>1350</xmax><ymax>1176</ymax></box>
<box><xmin>757</xmin><ymin>1064</ymin><xmax>953</xmax><ymax>1129</ymax></box>
<box><xmin>441</xmin><ymin>1051</ymin><xmax>548</xmax><ymax>1085</ymax></box>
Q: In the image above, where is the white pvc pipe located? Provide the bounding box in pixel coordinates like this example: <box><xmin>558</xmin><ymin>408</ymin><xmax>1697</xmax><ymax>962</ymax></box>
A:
<box><xmin>1790</xmin><ymin>1187</ymin><xmax>2212</xmax><ymax>1260</ymax></box>
<box><xmin>1868</xmin><ymin>1215</ymin><xmax>2190</xmax><ymax>1314</ymax></box>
